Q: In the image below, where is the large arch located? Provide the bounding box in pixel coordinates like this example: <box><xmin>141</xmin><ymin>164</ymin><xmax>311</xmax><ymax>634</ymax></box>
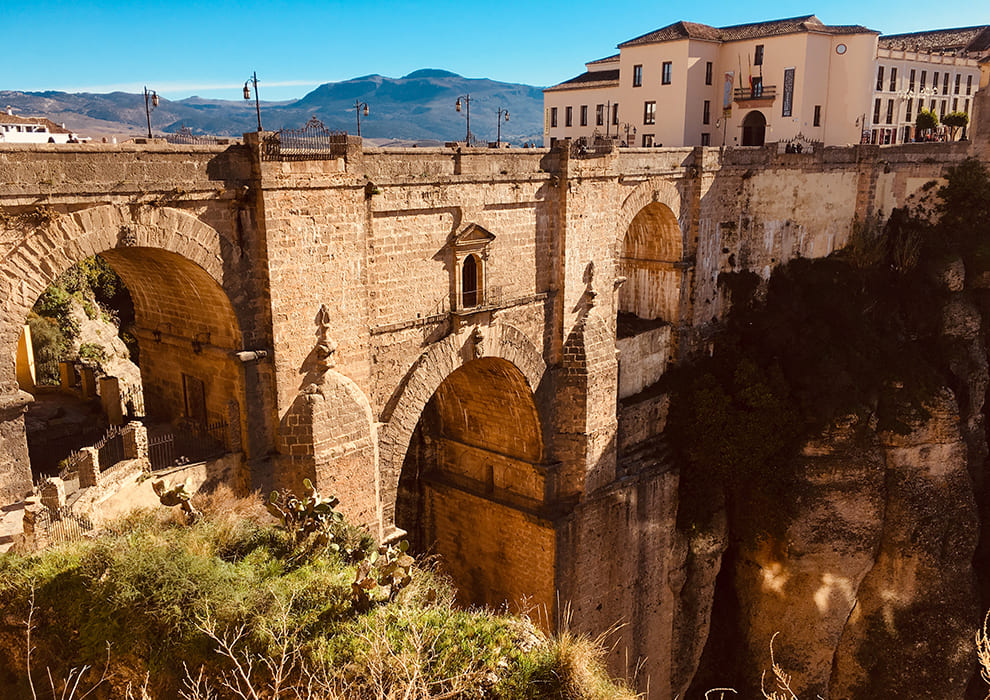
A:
<box><xmin>742</xmin><ymin>110</ymin><xmax>767</xmax><ymax>146</ymax></box>
<box><xmin>0</xmin><ymin>204</ymin><xmax>253</xmax><ymax>497</ymax></box>
<box><xmin>395</xmin><ymin>353</ymin><xmax>553</xmax><ymax>616</ymax></box>
<box><xmin>378</xmin><ymin>321</ymin><xmax>548</xmax><ymax>527</ymax></box>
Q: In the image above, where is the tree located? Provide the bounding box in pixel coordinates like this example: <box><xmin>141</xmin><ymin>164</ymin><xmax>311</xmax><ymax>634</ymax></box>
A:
<box><xmin>943</xmin><ymin>111</ymin><xmax>969</xmax><ymax>141</ymax></box>
<box><xmin>915</xmin><ymin>109</ymin><xmax>939</xmax><ymax>138</ymax></box>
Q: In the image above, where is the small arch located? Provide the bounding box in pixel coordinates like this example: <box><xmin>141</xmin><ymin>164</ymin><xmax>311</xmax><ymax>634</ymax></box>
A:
<box><xmin>618</xmin><ymin>201</ymin><xmax>683</xmax><ymax>323</ymax></box>
<box><xmin>462</xmin><ymin>253</ymin><xmax>480</xmax><ymax>308</ymax></box>
<box><xmin>742</xmin><ymin>111</ymin><xmax>767</xmax><ymax>146</ymax></box>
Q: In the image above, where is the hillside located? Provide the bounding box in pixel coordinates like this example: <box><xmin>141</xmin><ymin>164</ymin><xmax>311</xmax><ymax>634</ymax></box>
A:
<box><xmin>0</xmin><ymin>69</ymin><xmax>545</xmax><ymax>145</ymax></box>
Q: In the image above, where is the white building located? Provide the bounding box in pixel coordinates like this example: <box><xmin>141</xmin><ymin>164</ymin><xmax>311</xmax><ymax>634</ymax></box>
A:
<box><xmin>870</xmin><ymin>26</ymin><xmax>990</xmax><ymax>144</ymax></box>
<box><xmin>0</xmin><ymin>107</ymin><xmax>82</xmax><ymax>143</ymax></box>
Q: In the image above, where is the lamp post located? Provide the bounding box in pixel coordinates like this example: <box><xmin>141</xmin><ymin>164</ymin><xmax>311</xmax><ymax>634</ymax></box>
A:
<box><xmin>354</xmin><ymin>100</ymin><xmax>370</xmax><ymax>137</ymax></box>
<box><xmin>143</xmin><ymin>87</ymin><xmax>159</xmax><ymax>139</ymax></box>
<box><xmin>243</xmin><ymin>72</ymin><xmax>262</xmax><ymax>132</ymax></box>
<box><xmin>496</xmin><ymin>107</ymin><xmax>509</xmax><ymax>147</ymax></box>
<box><xmin>621</xmin><ymin>123</ymin><xmax>637</xmax><ymax>147</ymax></box>
<box><xmin>455</xmin><ymin>94</ymin><xmax>471</xmax><ymax>145</ymax></box>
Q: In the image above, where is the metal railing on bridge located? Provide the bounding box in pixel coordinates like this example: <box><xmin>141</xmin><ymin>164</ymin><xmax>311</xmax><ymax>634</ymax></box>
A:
<box><xmin>262</xmin><ymin>116</ymin><xmax>348</xmax><ymax>161</ymax></box>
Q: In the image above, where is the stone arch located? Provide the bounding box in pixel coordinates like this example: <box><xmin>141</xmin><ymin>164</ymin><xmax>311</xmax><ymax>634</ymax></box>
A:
<box><xmin>613</xmin><ymin>177</ymin><xmax>685</xmax><ymax>260</ymax></box>
<box><xmin>0</xmin><ymin>204</ymin><xmax>252</xmax><ymax>493</ymax></box>
<box><xmin>742</xmin><ymin>110</ymin><xmax>767</xmax><ymax>146</ymax></box>
<box><xmin>377</xmin><ymin>321</ymin><xmax>547</xmax><ymax>530</ymax></box>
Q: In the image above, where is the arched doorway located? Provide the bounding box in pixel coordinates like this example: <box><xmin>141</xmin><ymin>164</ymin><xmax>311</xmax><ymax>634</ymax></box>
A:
<box><xmin>742</xmin><ymin>111</ymin><xmax>767</xmax><ymax>146</ymax></box>
<box><xmin>396</xmin><ymin>357</ymin><xmax>553</xmax><ymax>616</ymax></box>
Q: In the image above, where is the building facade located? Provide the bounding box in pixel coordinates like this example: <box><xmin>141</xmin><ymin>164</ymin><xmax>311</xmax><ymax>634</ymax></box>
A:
<box><xmin>545</xmin><ymin>15</ymin><xmax>990</xmax><ymax>149</ymax></box>
<box><xmin>0</xmin><ymin>107</ymin><xmax>81</xmax><ymax>143</ymax></box>
<box><xmin>869</xmin><ymin>26</ymin><xmax>989</xmax><ymax>145</ymax></box>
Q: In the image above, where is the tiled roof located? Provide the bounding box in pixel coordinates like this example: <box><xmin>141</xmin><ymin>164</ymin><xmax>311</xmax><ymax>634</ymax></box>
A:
<box><xmin>619</xmin><ymin>14</ymin><xmax>876</xmax><ymax>48</ymax></box>
<box><xmin>587</xmin><ymin>54</ymin><xmax>620</xmax><ymax>65</ymax></box>
<box><xmin>544</xmin><ymin>69</ymin><xmax>621</xmax><ymax>92</ymax></box>
<box><xmin>879</xmin><ymin>25</ymin><xmax>990</xmax><ymax>53</ymax></box>
<box><xmin>0</xmin><ymin>112</ymin><xmax>71</xmax><ymax>133</ymax></box>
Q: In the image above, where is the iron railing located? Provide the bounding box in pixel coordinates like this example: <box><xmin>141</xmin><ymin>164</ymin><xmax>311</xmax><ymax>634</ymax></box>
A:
<box><xmin>36</xmin><ymin>505</ymin><xmax>94</xmax><ymax>546</ymax></box>
<box><xmin>164</xmin><ymin>126</ymin><xmax>226</xmax><ymax>145</ymax></box>
<box><xmin>571</xmin><ymin>135</ymin><xmax>616</xmax><ymax>157</ymax></box>
<box><xmin>262</xmin><ymin>116</ymin><xmax>348</xmax><ymax>161</ymax></box>
<box><xmin>95</xmin><ymin>425</ymin><xmax>124</xmax><ymax>472</ymax></box>
<box><xmin>34</xmin><ymin>359</ymin><xmax>61</xmax><ymax>386</ymax></box>
<box><xmin>149</xmin><ymin>419</ymin><xmax>228</xmax><ymax>471</ymax></box>
<box><xmin>120</xmin><ymin>384</ymin><xmax>146</xmax><ymax>418</ymax></box>
<box><xmin>734</xmin><ymin>85</ymin><xmax>777</xmax><ymax>101</ymax></box>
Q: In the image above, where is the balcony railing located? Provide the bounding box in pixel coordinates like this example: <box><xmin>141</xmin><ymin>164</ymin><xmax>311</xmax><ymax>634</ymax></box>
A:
<box><xmin>734</xmin><ymin>85</ymin><xmax>777</xmax><ymax>101</ymax></box>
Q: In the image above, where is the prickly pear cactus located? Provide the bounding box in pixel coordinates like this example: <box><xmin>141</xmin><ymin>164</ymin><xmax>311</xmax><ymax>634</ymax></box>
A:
<box><xmin>152</xmin><ymin>477</ymin><xmax>200</xmax><ymax>524</ymax></box>
<box><xmin>266</xmin><ymin>478</ymin><xmax>344</xmax><ymax>547</ymax></box>
<box><xmin>351</xmin><ymin>540</ymin><xmax>415</xmax><ymax>611</ymax></box>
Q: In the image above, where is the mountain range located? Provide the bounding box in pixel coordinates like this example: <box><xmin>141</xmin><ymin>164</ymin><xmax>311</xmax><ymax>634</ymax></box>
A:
<box><xmin>0</xmin><ymin>70</ymin><xmax>547</xmax><ymax>146</ymax></box>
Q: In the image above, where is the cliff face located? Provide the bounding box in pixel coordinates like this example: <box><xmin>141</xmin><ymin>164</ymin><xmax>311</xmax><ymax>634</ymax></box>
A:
<box><xmin>692</xmin><ymin>257</ymin><xmax>989</xmax><ymax>698</ymax></box>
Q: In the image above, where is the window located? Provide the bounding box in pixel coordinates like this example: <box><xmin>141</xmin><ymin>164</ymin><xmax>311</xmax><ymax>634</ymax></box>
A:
<box><xmin>965</xmin><ymin>99</ymin><xmax>970</xmax><ymax>114</ymax></box>
<box><xmin>954</xmin><ymin>74</ymin><xmax>961</xmax><ymax>94</ymax></box>
<box><xmin>661</xmin><ymin>62</ymin><xmax>672</xmax><ymax>85</ymax></box>
<box><xmin>932</xmin><ymin>72</ymin><xmax>939</xmax><ymax>94</ymax></box>
<box><xmin>889</xmin><ymin>67</ymin><xmax>897</xmax><ymax>92</ymax></box>
<box><xmin>580</xmin><ymin>105</ymin><xmax>588</xmax><ymax>126</ymax></box>
<box><xmin>813</xmin><ymin>105</ymin><xmax>821</xmax><ymax>127</ymax></box>
<box><xmin>462</xmin><ymin>254</ymin><xmax>479</xmax><ymax>308</ymax></box>
<box><xmin>905</xmin><ymin>99</ymin><xmax>913</xmax><ymax>123</ymax></box>
<box><xmin>876</xmin><ymin>66</ymin><xmax>884</xmax><ymax>91</ymax></box>
<box><xmin>920</xmin><ymin>70</ymin><xmax>927</xmax><ymax>89</ymax></box>
<box><xmin>633</xmin><ymin>64</ymin><xmax>643</xmax><ymax>87</ymax></box>
<box><xmin>703</xmin><ymin>100</ymin><xmax>711</xmax><ymax>125</ymax></box>
<box><xmin>705</xmin><ymin>61</ymin><xmax>713</xmax><ymax>85</ymax></box>
<box><xmin>701</xmin><ymin>132</ymin><xmax>711</xmax><ymax>146</ymax></box>
<box><xmin>550</xmin><ymin>107</ymin><xmax>557</xmax><ymax>128</ymax></box>
<box><xmin>596</xmin><ymin>104</ymin><xmax>604</xmax><ymax>126</ymax></box>
<box><xmin>754</xmin><ymin>45</ymin><xmax>764</xmax><ymax>65</ymax></box>
<box><xmin>565</xmin><ymin>106</ymin><xmax>573</xmax><ymax>127</ymax></box>
<box><xmin>909</xmin><ymin>69</ymin><xmax>915</xmax><ymax>91</ymax></box>
<box><xmin>943</xmin><ymin>73</ymin><xmax>949</xmax><ymax>95</ymax></box>
<box><xmin>642</xmin><ymin>133</ymin><xmax>654</xmax><ymax>147</ymax></box>
<box><xmin>886</xmin><ymin>99</ymin><xmax>894</xmax><ymax>124</ymax></box>
<box><xmin>930</xmin><ymin>99</ymin><xmax>936</xmax><ymax>112</ymax></box>
<box><xmin>751</xmin><ymin>76</ymin><xmax>763</xmax><ymax>97</ymax></box>
<box><xmin>967</xmin><ymin>75</ymin><xmax>973</xmax><ymax>95</ymax></box>
<box><xmin>612</xmin><ymin>103</ymin><xmax>619</xmax><ymax>125</ymax></box>
<box><xmin>953</xmin><ymin>98</ymin><xmax>958</xmax><ymax>112</ymax></box>
<box><xmin>918</xmin><ymin>98</ymin><xmax>924</xmax><ymax>116</ymax></box>
<box><xmin>940</xmin><ymin>100</ymin><xmax>947</xmax><ymax>118</ymax></box>
<box><xmin>643</xmin><ymin>101</ymin><xmax>656</xmax><ymax>124</ymax></box>
<box><xmin>873</xmin><ymin>98</ymin><xmax>882</xmax><ymax>124</ymax></box>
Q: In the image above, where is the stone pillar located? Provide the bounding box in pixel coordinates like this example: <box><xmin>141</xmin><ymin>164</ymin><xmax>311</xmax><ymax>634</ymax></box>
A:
<box><xmin>122</xmin><ymin>421</ymin><xmax>148</xmax><ymax>460</ymax></box>
<box><xmin>39</xmin><ymin>478</ymin><xmax>66</xmax><ymax>513</ymax></box>
<box><xmin>59</xmin><ymin>361</ymin><xmax>76</xmax><ymax>389</ymax></box>
<box><xmin>100</xmin><ymin>376</ymin><xmax>123</xmax><ymax>426</ymax></box>
<box><xmin>0</xmin><ymin>390</ymin><xmax>34</xmax><ymax>503</ymax></box>
<box><xmin>226</xmin><ymin>400</ymin><xmax>242</xmax><ymax>453</ymax></box>
<box><xmin>21</xmin><ymin>501</ymin><xmax>46</xmax><ymax>551</ymax></box>
<box><xmin>77</xmin><ymin>446</ymin><xmax>100</xmax><ymax>488</ymax></box>
<box><xmin>79</xmin><ymin>366</ymin><xmax>97</xmax><ymax>400</ymax></box>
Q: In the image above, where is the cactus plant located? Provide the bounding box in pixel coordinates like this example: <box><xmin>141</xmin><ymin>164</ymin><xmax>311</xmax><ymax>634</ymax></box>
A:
<box><xmin>266</xmin><ymin>478</ymin><xmax>345</xmax><ymax>549</ymax></box>
<box><xmin>351</xmin><ymin>540</ymin><xmax>415</xmax><ymax>611</ymax></box>
<box><xmin>152</xmin><ymin>477</ymin><xmax>199</xmax><ymax>524</ymax></box>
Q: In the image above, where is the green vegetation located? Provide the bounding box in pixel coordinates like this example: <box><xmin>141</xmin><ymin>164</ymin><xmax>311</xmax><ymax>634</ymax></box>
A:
<box><xmin>915</xmin><ymin>108</ymin><xmax>939</xmax><ymax>134</ymax></box>
<box><xmin>0</xmin><ymin>487</ymin><xmax>634</xmax><ymax>700</ymax></box>
<box><xmin>942</xmin><ymin>111</ymin><xmax>970</xmax><ymax>141</ymax></box>
<box><xmin>668</xmin><ymin>158</ymin><xmax>990</xmax><ymax>535</ymax></box>
<box><xmin>28</xmin><ymin>255</ymin><xmax>134</xmax><ymax>382</ymax></box>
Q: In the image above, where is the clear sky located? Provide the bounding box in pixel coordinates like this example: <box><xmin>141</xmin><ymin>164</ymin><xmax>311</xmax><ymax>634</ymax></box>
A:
<box><xmin>4</xmin><ymin>0</ymin><xmax>987</xmax><ymax>101</ymax></box>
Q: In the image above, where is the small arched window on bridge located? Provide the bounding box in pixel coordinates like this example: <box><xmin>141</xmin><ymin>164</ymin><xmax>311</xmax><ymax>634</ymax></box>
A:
<box><xmin>462</xmin><ymin>254</ymin><xmax>479</xmax><ymax>308</ymax></box>
<box><xmin>450</xmin><ymin>223</ymin><xmax>495</xmax><ymax>312</ymax></box>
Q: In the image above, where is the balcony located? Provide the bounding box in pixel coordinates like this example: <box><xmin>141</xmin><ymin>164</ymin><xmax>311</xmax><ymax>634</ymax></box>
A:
<box><xmin>734</xmin><ymin>85</ymin><xmax>777</xmax><ymax>103</ymax></box>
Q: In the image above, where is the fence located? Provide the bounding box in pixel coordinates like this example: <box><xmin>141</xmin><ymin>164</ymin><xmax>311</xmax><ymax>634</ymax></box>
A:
<box><xmin>164</xmin><ymin>127</ymin><xmax>227</xmax><ymax>146</ymax></box>
<box><xmin>33</xmin><ymin>505</ymin><xmax>94</xmax><ymax>546</ymax></box>
<box><xmin>34</xmin><ymin>359</ymin><xmax>61</xmax><ymax>386</ymax></box>
<box><xmin>120</xmin><ymin>383</ymin><xmax>146</xmax><ymax>418</ymax></box>
<box><xmin>262</xmin><ymin>117</ymin><xmax>348</xmax><ymax>161</ymax></box>
<box><xmin>571</xmin><ymin>134</ymin><xmax>616</xmax><ymax>157</ymax></box>
<box><xmin>149</xmin><ymin>418</ymin><xmax>228</xmax><ymax>471</ymax></box>
<box><xmin>95</xmin><ymin>425</ymin><xmax>124</xmax><ymax>472</ymax></box>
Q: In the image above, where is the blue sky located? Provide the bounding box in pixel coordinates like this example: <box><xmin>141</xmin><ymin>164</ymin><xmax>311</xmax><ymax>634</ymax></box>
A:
<box><xmin>4</xmin><ymin>0</ymin><xmax>987</xmax><ymax>101</ymax></box>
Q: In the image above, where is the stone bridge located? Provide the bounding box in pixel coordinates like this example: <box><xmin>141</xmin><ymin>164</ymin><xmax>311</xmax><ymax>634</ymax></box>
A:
<box><xmin>0</xmin><ymin>113</ymin><xmax>985</xmax><ymax>698</ymax></box>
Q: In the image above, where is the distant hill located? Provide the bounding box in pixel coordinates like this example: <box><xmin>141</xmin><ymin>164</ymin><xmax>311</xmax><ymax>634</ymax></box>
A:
<box><xmin>0</xmin><ymin>70</ymin><xmax>546</xmax><ymax>145</ymax></box>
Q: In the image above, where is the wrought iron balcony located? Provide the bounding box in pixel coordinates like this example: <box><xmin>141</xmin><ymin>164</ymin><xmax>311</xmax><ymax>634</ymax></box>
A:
<box><xmin>734</xmin><ymin>85</ymin><xmax>777</xmax><ymax>102</ymax></box>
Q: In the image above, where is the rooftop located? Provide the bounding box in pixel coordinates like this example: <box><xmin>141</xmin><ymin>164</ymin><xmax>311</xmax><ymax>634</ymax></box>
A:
<box><xmin>618</xmin><ymin>14</ymin><xmax>876</xmax><ymax>48</ymax></box>
<box><xmin>544</xmin><ymin>69</ymin><xmax>621</xmax><ymax>93</ymax></box>
<box><xmin>0</xmin><ymin>110</ymin><xmax>72</xmax><ymax>134</ymax></box>
<box><xmin>878</xmin><ymin>25</ymin><xmax>990</xmax><ymax>54</ymax></box>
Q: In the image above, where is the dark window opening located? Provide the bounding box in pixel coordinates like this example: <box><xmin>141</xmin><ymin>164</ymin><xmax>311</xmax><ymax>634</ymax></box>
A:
<box><xmin>662</xmin><ymin>61</ymin><xmax>672</xmax><ymax>85</ymax></box>
<box><xmin>889</xmin><ymin>67</ymin><xmax>897</xmax><ymax>92</ymax></box>
<box><xmin>813</xmin><ymin>105</ymin><xmax>821</xmax><ymax>127</ymax></box>
<box><xmin>550</xmin><ymin>108</ymin><xmax>557</xmax><ymax>128</ymax></box>
<box><xmin>565</xmin><ymin>106</ymin><xmax>572</xmax><ymax>127</ymax></box>
<box><xmin>596</xmin><ymin>104</ymin><xmax>604</xmax><ymax>126</ymax></box>
<box><xmin>633</xmin><ymin>64</ymin><xmax>643</xmax><ymax>87</ymax></box>
<box><xmin>462</xmin><ymin>255</ymin><xmax>479</xmax><ymax>308</ymax></box>
<box><xmin>580</xmin><ymin>105</ymin><xmax>588</xmax><ymax>126</ymax></box>
<box><xmin>877</xmin><ymin>66</ymin><xmax>885</xmax><ymax>91</ymax></box>
<box><xmin>703</xmin><ymin>100</ymin><xmax>711</xmax><ymax>124</ymax></box>
<box><xmin>706</xmin><ymin>61</ymin><xmax>713</xmax><ymax>85</ymax></box>
<box><xmin>754</xmin><ymin>45</ymin><xmax>764</xmax><ymax>66</ymax></box>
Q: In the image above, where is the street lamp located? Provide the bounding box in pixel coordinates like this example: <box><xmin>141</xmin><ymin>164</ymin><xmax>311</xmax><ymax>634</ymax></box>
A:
<box><xmin>621</xmin><ymin>123</ymin><xmax>637</xmax><ymax>147</ymax></box>
<box><xmin>354</xmin><ymin>100</ymin><xmax>370</xmax><ymax>137</ymax></box>
<box><xmin>243</xmin><ymin>72</ymin><xmax>262</xmax><ymax>132</ymax></box>
<box><xmin>496</xmin><ymin>107</ymin><xmax>509</xmax><ymax>147</ymax></box>
<box><xmin>455</xmin><ymin>94</ymin><xmax>471</xmax><ymax>145</ymax></box>
<box><xmin>143</xmin><ymin>87</ymin><xmax>159</xmax><ymax>139</ymax></box>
